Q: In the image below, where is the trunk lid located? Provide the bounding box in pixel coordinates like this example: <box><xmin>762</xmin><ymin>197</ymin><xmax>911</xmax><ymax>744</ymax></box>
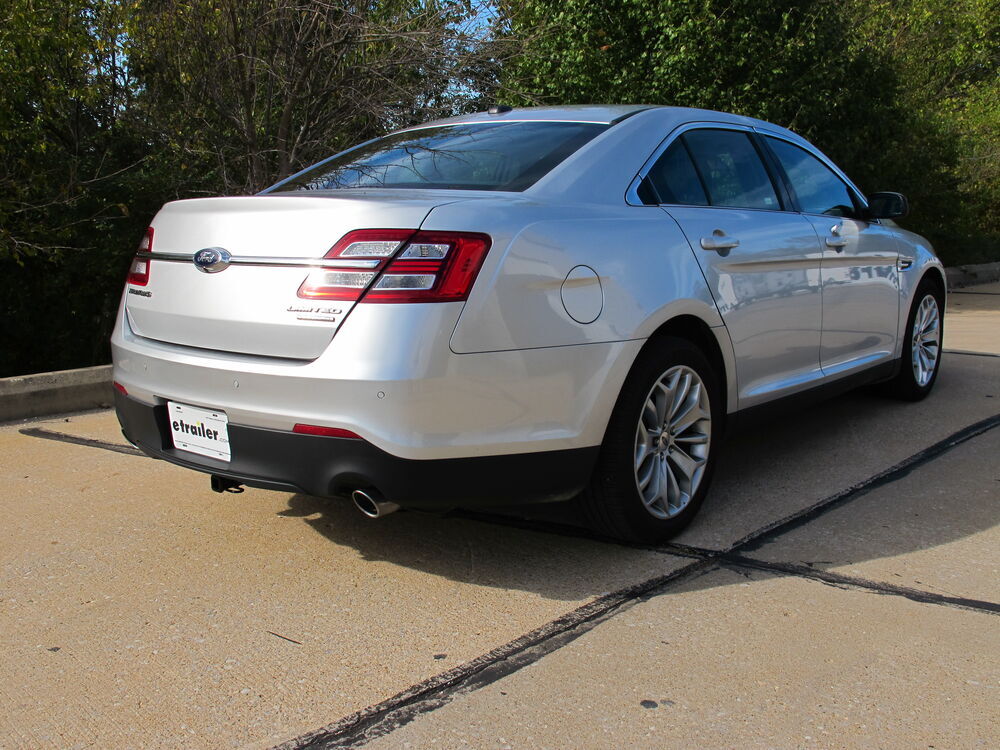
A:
<box><xmin>125</xmin><ymin>193</ymin><xmax>456</xmax><ymax>359</ymax></box>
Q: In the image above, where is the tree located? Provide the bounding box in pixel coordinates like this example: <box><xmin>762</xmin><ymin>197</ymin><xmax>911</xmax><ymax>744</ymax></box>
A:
<box><xmin>498</xmin><ymin>0</ymin><xmax>999</xmax><ymax>264</ymax></box>
<box><xmin>131</xmin><ymin>0</ymin><xmax>505</xmax><ymax>195</ymax></box>
<box><xmin>0</xmin><ymin>0</ymin><xmax>508</xmax><ymax>376</ymax></box>
<box><xmin>854</xmin><ymin>0</ymin><xmax>999</xmax><ymax>261</ymax></box>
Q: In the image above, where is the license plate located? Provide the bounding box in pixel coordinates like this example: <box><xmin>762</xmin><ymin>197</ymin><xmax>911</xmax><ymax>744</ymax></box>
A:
<box><xmin>167</xmin><ymin>401</ymin><xmax>231</xmax><ymax>461</ymax></box>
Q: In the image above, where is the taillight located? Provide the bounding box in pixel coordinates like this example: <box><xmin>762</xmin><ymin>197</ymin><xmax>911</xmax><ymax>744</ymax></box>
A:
<box><xmin>127</xmin><ymin>227</ymin><xmax>154</xmax><ymax>286</ymax></box>
<box><xmin>297</xmin><ymin>229</ymin><xmax>491</xmax><ymax>303</ymax></box>
<box><xmin>297</xmin><ymin>229</ymin><xmax>414</xmax><ymax>301</ymax></box>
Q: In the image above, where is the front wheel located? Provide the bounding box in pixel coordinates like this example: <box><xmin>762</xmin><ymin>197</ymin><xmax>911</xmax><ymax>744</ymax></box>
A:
<box><xmin>581</xmin><ymin>336</ymin><xmax>723</xmax><ymax>543</ymax></box>
<box><xmin>884</xmin><ymin>280</ymin><xmax>944</xmax><ymax>401</ymax></box>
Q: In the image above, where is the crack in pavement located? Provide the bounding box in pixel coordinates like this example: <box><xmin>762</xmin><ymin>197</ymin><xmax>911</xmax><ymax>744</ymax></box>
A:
<box><xmin>277</xmin><ymin>413</ymin><xmax>1000</xmax><ymax>749</ymax></box>
<box><xmin>18</xmin><ymin>427</ymin><xmax>144</xmax><ymax>457</ymax></box>
<box><xmin>656</xmin><ymin>544</ymin><xmax>1000</xmax><ymax>616</ymax></box>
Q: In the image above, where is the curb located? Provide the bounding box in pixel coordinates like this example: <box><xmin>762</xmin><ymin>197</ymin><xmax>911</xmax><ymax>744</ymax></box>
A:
<box><xmin>0</xmin><ymin>365</ymin><xmax>114</xmax><ymax>423</ymax></box>
<box><xmin>946</xmin><ymin>261</ymin><xmax>1000</xmax><ymax>289</ymax></box>
<box><xmin>1</xmin><ymin>262</ymin><xmax>998</xmax><ymax>422</ymax></box>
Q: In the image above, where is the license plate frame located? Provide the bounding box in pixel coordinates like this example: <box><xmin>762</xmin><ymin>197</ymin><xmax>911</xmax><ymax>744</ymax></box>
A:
<box><xmin>166</xmin><ymin>401</ymin><xmax>231</xmax><ymax>461</ymax></box>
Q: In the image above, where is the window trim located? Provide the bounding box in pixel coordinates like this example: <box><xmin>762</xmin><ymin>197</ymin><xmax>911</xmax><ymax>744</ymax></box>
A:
<box><xmin>753</xmin><ymin>129</ymin><xmax>870</xmax><ymax>218</ymax></box>
<box><xmin>627</xmin><ymin>121</ymin><xmax>871</xmax><ymax>219</ymax></box>
<box><xmin>626</xmin><ymin>122</ymin><xmax>786</xmax><ymax>212</ymax></box>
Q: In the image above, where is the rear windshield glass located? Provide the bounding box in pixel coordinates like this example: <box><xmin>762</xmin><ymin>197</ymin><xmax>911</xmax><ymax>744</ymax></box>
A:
<box><xmin>269</xmin><ymin>122</ymin><xmax>609</xmax><ymax>193</ymax></box>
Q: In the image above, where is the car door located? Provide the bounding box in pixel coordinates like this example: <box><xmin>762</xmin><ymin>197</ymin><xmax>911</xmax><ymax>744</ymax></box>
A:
<box><xmin>760</xmin><ymin>134</ymin><xmax>900</xmax><ymax>377</ymax></box>
<box><xmin>638</xmin><ymin>126</ymin><xmax>825</xmax><ymax>408</ymax></box>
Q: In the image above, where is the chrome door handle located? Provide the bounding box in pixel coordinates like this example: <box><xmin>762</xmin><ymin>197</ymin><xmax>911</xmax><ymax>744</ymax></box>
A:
<box><xmin>700</xmin><ymin>233</ymin><xmax>740</xmax><ymax>252</ymax></box>
<box><xmin>826</xmin><ymin>223</ymin><xmax>848</xmax><ymax>251</ymax></box>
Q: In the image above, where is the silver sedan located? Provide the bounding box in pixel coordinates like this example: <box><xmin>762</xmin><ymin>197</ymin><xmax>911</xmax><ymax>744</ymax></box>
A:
<box><xmin>112</xmin><ymin>105</ymin><xmax>944</xmax><ymax>541</ymax></box>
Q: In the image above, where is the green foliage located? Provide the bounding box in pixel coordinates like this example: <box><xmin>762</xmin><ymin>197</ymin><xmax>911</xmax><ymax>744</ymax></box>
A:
<box><xmin>854</xmin><ymin>0</ymin><xmax>1000</xmax><ymax>261</ymax></box>
<box><xmin>0</xmin><ymin>0</ymin><xmax>159</xmax><ymax>375</ymax></box>
<box><xmin>500</xmin><ymin>0</ymin><xmax>1000</xmax><ymax>264</ymax></box>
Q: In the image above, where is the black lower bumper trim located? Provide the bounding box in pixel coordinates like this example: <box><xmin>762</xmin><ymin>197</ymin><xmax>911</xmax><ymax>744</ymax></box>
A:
<box><xmin>114</xmin><ymin>393</ymin><xmax>598</xmax><ymax>509</ymax></box>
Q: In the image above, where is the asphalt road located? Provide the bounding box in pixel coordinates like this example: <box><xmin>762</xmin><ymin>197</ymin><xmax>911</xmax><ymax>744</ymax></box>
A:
<box><xmin>2</xmin><ymin>284</ymin><xmax>997</xmax><ymax>749</ymax></box>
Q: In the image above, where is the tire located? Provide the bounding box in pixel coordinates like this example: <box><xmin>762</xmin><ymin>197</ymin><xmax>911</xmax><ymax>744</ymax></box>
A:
<box><xmin>581</xmin><ymin>336</ymin><xmax>723</xmax><ymax>543</ymax></box>
<box><xmin>884</xmin><ymin>279</ymin><xmax>944</xmax><ymax>401</ymax></box>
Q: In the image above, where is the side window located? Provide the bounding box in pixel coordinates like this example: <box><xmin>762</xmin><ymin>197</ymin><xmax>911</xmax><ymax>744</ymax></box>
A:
<box><xmin>766</xmin><ymin>137</ymin><xmax>857</xmax><ymax>217</ymax></box>
<box><xmin>643</xmin><ymin>141</ymin><xmax>709</xmax><ymax>206</ymax></box>
<box><xmin>683</xmin><ymin>129</ymin><xmax>780</xmax><ymax>210</ymax></box>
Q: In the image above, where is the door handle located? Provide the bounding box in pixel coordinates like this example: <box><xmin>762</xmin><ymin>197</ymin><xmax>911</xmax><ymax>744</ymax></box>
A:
<box><xmin>825</xmin><ymin>223</ymin><xmax>849</xmax><ymax>251</ymax></box>
<box><xmin>700</xmin><ymin>231</ymin><xmax>740</xmax><ymax>252</ymax></box>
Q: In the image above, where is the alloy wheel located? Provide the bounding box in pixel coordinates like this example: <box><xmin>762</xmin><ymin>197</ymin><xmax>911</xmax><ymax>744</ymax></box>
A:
<box><xmin>633</xmin><ymin>365</ymin><xmax>712</xmax><ymax>519</ymax></box>
<box><xmin>911</xmin><ymin>294</ymin><xmax>941</xmax><ymax>388</ymax></box>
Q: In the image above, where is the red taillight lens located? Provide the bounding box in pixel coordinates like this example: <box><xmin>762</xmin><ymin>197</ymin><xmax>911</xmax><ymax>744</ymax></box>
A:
<box><xmin>127</xmin><ymin>228</ymin><xmax>154</xmax><ymax>286</ymax></box>
<box><xmin>297</xmin><ymin>229</ymin><xmax>491</xmax><ymax>304</ymax></box>
<box><xmin>292</xmin><ymin>424</ymin><xmax>362</xmax><ymax>439</ymax></box>
<box><xmin>366</xmin><ymin>231</ymin><xmax>492</xmax><ymax>304</ymax></box>
<box><xmin>297</xmin><ymin>229</ymin><xmax>415</xmax><ymax>301</ymax></box>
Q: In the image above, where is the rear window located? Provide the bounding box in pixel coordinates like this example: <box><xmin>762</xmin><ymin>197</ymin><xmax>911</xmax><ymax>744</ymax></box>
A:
<box><xmin>269</xmin><ymin>122</ymin><xmax>609</xmax><ymax>193</ymax></box>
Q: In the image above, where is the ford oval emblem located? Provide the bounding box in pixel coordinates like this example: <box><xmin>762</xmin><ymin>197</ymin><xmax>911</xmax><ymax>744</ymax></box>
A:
<box><xmin>193</xmin><ymin>247</ymin><xmax>231</xmax><ymax>273</ymax></box>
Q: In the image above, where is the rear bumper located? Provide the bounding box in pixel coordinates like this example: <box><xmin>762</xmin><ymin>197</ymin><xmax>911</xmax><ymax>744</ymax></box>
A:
<box><xmin>115</xmin><ymin>392</ymin><xmax>598</xmax><ymax>508</ymax></box>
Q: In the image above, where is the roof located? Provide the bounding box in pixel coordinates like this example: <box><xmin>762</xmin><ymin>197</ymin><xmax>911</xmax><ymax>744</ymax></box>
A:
<box><xmin>406</xmin><ymin>105</ymin><xmax>656</xmax><ymax>129</ymax></box>
<box><xmin>404</xmin><ymin>105</ymin><xmax>798</xmax><ymax>138</ymax></box>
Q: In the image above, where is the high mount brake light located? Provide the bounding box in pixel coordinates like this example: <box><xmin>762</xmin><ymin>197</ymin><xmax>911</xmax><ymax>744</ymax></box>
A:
<box><xmin>127</xmin><ymin>228</ymin><xmax>154</xmax><ymax>286</ymax></box>
<box><xmin>297</xmin><ymin>229</ymin><xmax>492</xmax><ymax>303</ymax></box>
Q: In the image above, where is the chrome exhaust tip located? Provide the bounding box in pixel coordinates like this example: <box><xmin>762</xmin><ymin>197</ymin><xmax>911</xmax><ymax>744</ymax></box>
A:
<box><xmin>351</xmin><ymin>488</ymin><xmax>400</xmax><ymax>519</ymax></box>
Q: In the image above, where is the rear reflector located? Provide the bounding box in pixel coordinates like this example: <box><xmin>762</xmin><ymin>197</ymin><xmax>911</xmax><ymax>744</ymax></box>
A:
<box><xmin>292</xmin><ymin>424</ymin><xmax>362</xmax><ymax>439</ymax></box>
<box><xmin>113</xmin><ymin>381</ymin><xmax>128</xmax><ymax>396</ymax></box>
<box><xmin>127</xmin><ymin>228</ymin><xmax>154</xmax><ymax>286</ymax></box>
<box><xmin>297</xmin><ymin>229</ymin><xmax>491</xmax><ymax>303</ymax></box>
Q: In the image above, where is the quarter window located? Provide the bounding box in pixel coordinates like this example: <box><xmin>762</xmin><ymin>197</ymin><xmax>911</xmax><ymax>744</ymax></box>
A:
<box><xmin>766</xmin><ymin>137</ymin><xmax>858</xmax><ymax>217</ymax></box>
<box><xmin>682</xmin><ymin>129</ymin><xmax>780</xmax><ymax>210</ymax></box>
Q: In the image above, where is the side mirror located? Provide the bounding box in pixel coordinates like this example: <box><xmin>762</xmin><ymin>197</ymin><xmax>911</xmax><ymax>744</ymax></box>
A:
<box><xmin>866</xmin><ymin>192</ymin><xmax>909</xmax><ymax>220</ymax></box>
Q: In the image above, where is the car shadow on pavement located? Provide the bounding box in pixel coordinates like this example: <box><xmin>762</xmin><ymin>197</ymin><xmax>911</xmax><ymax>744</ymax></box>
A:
<box><xmin>277</xmin><ymin>362</ymin><xmax>1000</xmax><ymax>602</ymax></box>
<box><xmin>278</xmin><ymin>490</ymin><xmax>664</xmax><ymax>601</ymax></box>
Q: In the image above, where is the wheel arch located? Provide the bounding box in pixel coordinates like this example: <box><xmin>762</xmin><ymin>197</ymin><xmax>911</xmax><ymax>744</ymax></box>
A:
<box><xmin>644</xmin><ymin>314</ymin><xmax>736</xmax><ymax>416</ymax></box>
<box><xmin>920</xmin><ymin>266</ymin><xmax>947</xmax><ymax>298</ymax></box>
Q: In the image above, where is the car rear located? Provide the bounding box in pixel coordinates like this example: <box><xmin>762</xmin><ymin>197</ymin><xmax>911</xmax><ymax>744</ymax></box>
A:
<box><xmin>111</xmin><ymin>115</ymin><xmax>634</xmax><ymax>508</ymax></box>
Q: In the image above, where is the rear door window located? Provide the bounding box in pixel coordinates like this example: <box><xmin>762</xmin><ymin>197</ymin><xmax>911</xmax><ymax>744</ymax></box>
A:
<box><xmin>642</xmin><ymin>141</ymin><xmax>709</xmax><ymax>206</ymax></box>
<box><xmin>682</xmin><ymin>129</ymin><xmax>781</xmax><ymax>210</ymax></box>
<box><xmin>765</xmin><ymin>137</ymin><xmax>858</xmax><ymax>217</ymax></box>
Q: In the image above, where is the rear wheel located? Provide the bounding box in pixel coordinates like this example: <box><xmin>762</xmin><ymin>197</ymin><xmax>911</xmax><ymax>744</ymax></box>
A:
<box><xmin>885</xmin><ymin>280</ymin><xmax>944</xmax><ymax>401</ymax></box>
<box><xmin>582</xmin><ymin>337</ymin><xmax>722</xmax><ymax>543</ymax></box>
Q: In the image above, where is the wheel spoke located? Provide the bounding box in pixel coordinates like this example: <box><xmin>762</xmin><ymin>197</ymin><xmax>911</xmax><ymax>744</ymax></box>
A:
<box><xmin>675</xmin><ymin>431</ymin><xmax>709</xmax><ymax>445</ymax></box>
<box><xmin>656</xmin><ymin>455</ymin><xmax>670</xmax><ymax>506</ymax></box>
<box><xmin>634</xmin><ymin>440</ymin><xmax>649</xmax><ymax>471</ymax></box>
<box><xmin>668</xmin><ymin>445</ymin><xmax>703</xmax><ymax>485</ymax></box>
<box><xmin>654</xmin><ymin>382</ymin><xmax>674</xmax><ymax>428</ymax></box>
<box><xmin>637</xmin><ymin>454</ymin><xmax>655</xmax><ymax>491</ymax></box>
<box><xmin>670</xmin><ymin>399</ymin><xmax>705</xmax><ymax>435</ymax></box>
<box><xmin>665</xmin><ymin>460</ymin><xmax>681</xmax><ymax>508</ymax></box>
<box><xmin>669</xmin><ymin>372</ymin><xmax>690</xmax><ymax>421</ymax></box>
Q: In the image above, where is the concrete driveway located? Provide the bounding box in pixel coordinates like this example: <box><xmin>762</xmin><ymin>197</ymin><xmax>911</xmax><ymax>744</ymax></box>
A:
<box><xmin>2</xmin><ymin>284</ymin><xmax>997</xmax><ymax>749</ymax></box>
